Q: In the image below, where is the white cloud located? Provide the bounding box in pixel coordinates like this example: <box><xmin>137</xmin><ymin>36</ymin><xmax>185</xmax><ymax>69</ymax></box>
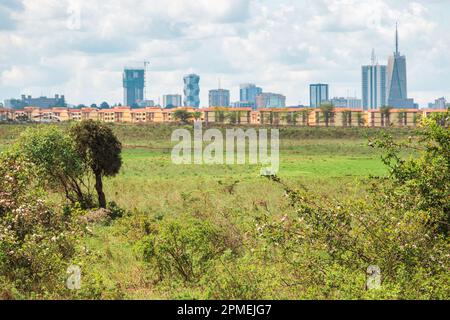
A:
<box><xmin>0</xmin><ymin>0</ymin><xmax>448</xmax><ymax>107</ymax></box>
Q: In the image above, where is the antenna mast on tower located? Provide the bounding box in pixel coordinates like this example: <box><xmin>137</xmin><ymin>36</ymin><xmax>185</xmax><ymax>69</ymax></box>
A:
<box><xmin>371</xmin><ymin>48</ymin><xmax>376</xmax><ymax>65</ymax></box>
<box><xmin>395</xmin><ymin>22</ymin><xmax>399</xmax><ymax>55</ymax></box>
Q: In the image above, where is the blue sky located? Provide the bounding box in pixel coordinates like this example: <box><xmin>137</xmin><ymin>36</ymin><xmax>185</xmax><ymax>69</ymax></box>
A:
<box><xmin>0</xmin><ymin>0</ymin><xmax>449</xmax><ymax>107</ymax></box>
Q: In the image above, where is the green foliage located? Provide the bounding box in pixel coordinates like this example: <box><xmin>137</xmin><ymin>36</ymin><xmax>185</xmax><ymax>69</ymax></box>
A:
<box><xmin>139</xmin><ymin>216</ymin><xmax>227</xmax><ymax>283</ymax></box>
<box><xmin>12</xmin><ymin>126</ymin><xmax>93</xmax><ymax>207</ymax></box>
<box><xmin>371</xmin><ymin>112</ymin><xmax>449</xmax><ymax>236</ymax></box>
<box><xmin>70</xmin><ymin>120</ymin><xmax>122</xmax><ymax>208</ymax></box>
<box><xmin>192</xmin><ymin>111</ymin><xmax>202</xmax><ymax>120</ymax></box>
<box><xmin>225</xmin><ymin>111</ymin><xmax>241</xmax><ymax>124</ymax></box>
<box><xmin>100</xmin><ymin>102</ymin><xmax>110</xmax><ymax>109</ymax></box>
<box><xmin>0</xmin><ymin>121</ymin><xmax>448</xmax><ymax>300</ymax></box>
<box><xmin>0</xmin><ymin>154</ymin><xmax>78</xmax><ymax>298</ymax></box>
<box><xmin>319</xmin><ymin>103</ymin><xmax>335</xmax><ymax>127</ymax></box>
<box><xmin>257</xmin><ymin>113</ymin><xmax>450</xmax><ymax>298</ymax></box>
<box><xmin>107</xmin><ymin>201</ymin><xmax>126</xmax><ymax>220</ymax></box>
<box><xmin>283</xmin><ymin>111</ymin><xmax>299</xmax><ymax>125</ymax></box>
<box><xmin>173</xmin><ymin>109</ymin><xmax>193</xmax><ymax>124</ymax></box>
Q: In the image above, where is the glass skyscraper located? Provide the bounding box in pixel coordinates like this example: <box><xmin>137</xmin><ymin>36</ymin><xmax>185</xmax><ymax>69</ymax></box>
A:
<box><xmin>386</xmin><ymin>25</ymin><xmax>415</xmax><ymax>108</ymax></box>
<box><xmin>123</xmin><ymin>68</ymin><xmax>145</xmax><ymax>106</ymax></box>
<box><xmin>239</xmin><ymin>83</ymin><xmax>262</xmax><ymax>109</ymax></box>
<box><xmin>255</xmin><ymin>92</ymin><xmax>286</xmax><ymax>108</ymax></box>
<box><xmin>310</xmin><ymin>84</ymin><xmax>329</xmax><ymax>108</ymax></box>
<box><xmin>362</xmin><ymin>51</ymin><xmax>387</xmax><ymax>110</ymax></box>
<box><xmin>163</xmin><ymin>94</ymin><xmax>182</xmax><ymax>108</ymax></box>
<box><xmin>183</xmin><ymin>74</ymin><xmax>200</xmax><ymax>108</ymax></box>
<box><xmin>209</xmin><ymin>89</ymin><xmax>230</xmax><ymax>107</ymax></box>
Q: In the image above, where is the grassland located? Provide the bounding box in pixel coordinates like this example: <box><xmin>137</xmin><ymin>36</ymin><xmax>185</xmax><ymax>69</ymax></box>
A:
<box><xmin>0</xmin><ymin>123</ymin><xmax>419</xmax><ymax>299</ymax></box>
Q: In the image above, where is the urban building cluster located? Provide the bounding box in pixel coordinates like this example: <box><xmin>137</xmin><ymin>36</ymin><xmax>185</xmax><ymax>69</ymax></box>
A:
<box><xmin>1</xmin><ymin>26</ymin><xmax>448</xmax><ymax>113</ymax></box>
<box><xmin>0</xmin><ymin>105</ymin><xmax>446</xmax><ymax>129</ymax></box>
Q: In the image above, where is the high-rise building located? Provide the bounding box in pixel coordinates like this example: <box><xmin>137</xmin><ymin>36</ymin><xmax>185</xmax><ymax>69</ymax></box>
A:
<box><xmin>256</xmin><ymin>92</ymin><xmax>286</xmax><ymax>108</ymax></box>
<box><xmin>331</xmin><ymin>97</ymin><xmax>362</xmax><ymax>109</ymax></box>
<box><xmin>240</xmin><ymin>83</ymin><xmax>262</xmax><ymax>109</ymax></box>
<box><xmin>5</xmin><ymin>94</ymin><xmax>66</xmax><ymax>109</ymax></box>
<box><xmin>231</xmin><ymin>101</ymin><xmax>254</xmax><ymax>108</ymax></box>
<box><xmin>123</xmin><ymin>68</ymin><xmax>145</xmax><ymax>106</ymax></box>
<box><xmin>183</xmin><ymin>74</ymin><xmax>200</xmax><ymax>108</ymax></box>
<box><xmin>386</xmin><ymin>24</ymin><xmax>415</xmax><ymax>108</ymax></box>
<box><xmin>163</xmin><ymin>94</ymin><xmax>182</xmax><ymax>108</ymax></box>
<box><xmin>209</xmin><ymin>89</ymin><xmax>230</xmax><ymax>107</ymax></box>
<box><xmin>362</xmin><ymin>50</ymin><xmax>387</xmax><ymax>110</ymax></box>
<box><xmin>137</xmin><ymin>100</ymin><xmax>155</xmax><ymax>108</ymax></box>
<box><xmin>346</xmin><ymin>97</ymin><xmax>362</xmax><ymax>109</ymax></box>
<box><xmin>428</xmin><ymin>97</ymin><xmax>447</xmax><ymax>109</ymax></box>
<box><xmin>310</xmin><ymin>84</ymin><xmax>329</xmax><ymax>108</ymax></box>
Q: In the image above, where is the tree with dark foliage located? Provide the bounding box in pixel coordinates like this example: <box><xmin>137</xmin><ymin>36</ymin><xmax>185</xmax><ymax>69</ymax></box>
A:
<box><xmin>70</xmin><ymin>120</ymin><xmax>122</xmax><ymax>208</ymax></box>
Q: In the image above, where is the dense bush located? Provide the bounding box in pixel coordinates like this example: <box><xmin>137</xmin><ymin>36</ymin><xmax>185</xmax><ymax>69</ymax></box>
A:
<box><xmin>139</xmin><ymin>216</ymin><xmax>228</xmax><ymax>283</ymax></box>
<box><xmin>0</xmin><ymin>154</ymin><xmax>79</xmax><ymax>298</ymax></box>
<box><xmin>256</xmin><ymin>113</ymin><xmax>450</xmax><ymax>299</ymax></box>
<box><xmin>0</xmin><ymin>153</ymin><xmax>124</xmax><ymax>299</ymax></box>
<box><xmin>13</xmin><ymin>126</ymin><xmax>96</xmax><ymax>208</ymax></box>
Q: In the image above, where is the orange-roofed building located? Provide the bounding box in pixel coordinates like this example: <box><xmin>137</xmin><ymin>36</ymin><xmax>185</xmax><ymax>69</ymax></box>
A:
<box><xmin>203</xmin><ymin>107</ymin><xmax>252</xmax><ymax>124</ymax></box>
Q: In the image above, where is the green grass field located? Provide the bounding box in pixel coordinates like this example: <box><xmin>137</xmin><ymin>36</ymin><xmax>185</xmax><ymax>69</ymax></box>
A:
<box><xmin>0</xmin><ymin>123</ymin><xmax>419</xmax><ymax>299</ymax></box>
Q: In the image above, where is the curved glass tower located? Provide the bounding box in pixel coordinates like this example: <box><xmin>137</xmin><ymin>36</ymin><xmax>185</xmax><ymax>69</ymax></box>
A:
<box><xmin>386</xmin><ymin>24</ymin><xmax>415</xmax><ymax>108</ymax></box>
<box><xmin>183</xmin><ymin>74</ymin><xmax>200</xmax><ymax>108</ymax></box>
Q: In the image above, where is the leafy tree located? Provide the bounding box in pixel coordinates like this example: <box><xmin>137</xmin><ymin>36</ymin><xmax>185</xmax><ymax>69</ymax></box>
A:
<box><xmin>397</xmin><ymin>111</ymin><xmax>406</xmax><ymax>126</ymax></box>
<box><xmin>225</xmin><ymin>111</ymin><xmax>241</xmax><ymax>124</ymax></box>
<box><xmin>90</xmin><ymin>103</ymin><xmax>98</xmax><ymax>109</ymax></box>
<box><xmin>173</xmin><ymin>109</ymin><xmax>193</xmax><ymax>124</ymax></box>
<box><xmin>356</xmin><ymin>112</ymin><xmax>365</xmax><ymax>126</ymax></box>
<box><xmin>342</xmin><ymin>110</ymin><xmax>352</xmax><ymax>127</ymax></box>
<box><xmin>100</xmin><ymin>102</ymin><xmax>110</xmax><ymax>109</ymax></box>
<box><xmin>371</xmin><ymin>111</ymin><xmax>449</xmax><ymax>236</ymax></box>
<box><xmin>300</xmin><ymin>109</ymin><xmax>311</xmax><ymax>126</ymax></box>
<box><xmin>319</xmin><ymin>103</ymin><xmax>335</xmax><ymax>127</ymax></box>
<box><xmin>283</xmin><ymin>111</ymin><xmax>299</xmax><ymax>125</ymax></box>
<box><xmin>214</xmin><ymin>109</ymin><xmax>226</xmax><ymax>123</ymax></box>
<box><xmin>13</xmin><ymin>126</ymin><xmax>92</xmax><ymax>207</ymax></box>
<box><xmin>192</xmin><ymin>111</ymin><xmax>202</xmax><ymax>121</ymax></box>
<box><xmin>380</xmin><ymin>106</ymin><xmax>393</xmax><ymax>127</ymax></box>
<box><xmin>70</xmin><ymin>121</ymin><xmax>122</xmax><ymax>208</ymax></box>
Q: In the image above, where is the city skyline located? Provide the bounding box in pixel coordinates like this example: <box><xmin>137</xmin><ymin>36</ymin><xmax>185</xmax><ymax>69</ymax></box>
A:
<box><xmin>0</xmin><ymin>0</ymin><xmax>449</xmax><ymax>107</ymax></box>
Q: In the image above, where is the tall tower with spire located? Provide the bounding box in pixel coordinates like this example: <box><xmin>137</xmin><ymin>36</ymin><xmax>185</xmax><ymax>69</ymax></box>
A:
<box><xmin>395</xmin><ymin>22</ymin><xmax>399</xmax><ymax>56</ymax></box>
<box><xmin>386</xmin><ymin>23</ymin><xmax>415</xmax><ymax>108</ymax></box>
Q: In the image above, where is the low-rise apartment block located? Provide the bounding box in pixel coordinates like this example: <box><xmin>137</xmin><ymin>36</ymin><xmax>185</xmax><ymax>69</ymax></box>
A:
<box><xmin>0</xmin><ymin>106</ymin><xmax>447</xmax><ymax>128</ymax></box>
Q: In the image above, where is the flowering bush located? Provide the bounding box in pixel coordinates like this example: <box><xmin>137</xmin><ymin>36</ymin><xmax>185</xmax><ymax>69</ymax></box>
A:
<box><xmin>0</xmin><ymin>154</ymin><xmax>79</xmax><ymax>298</ymax></box>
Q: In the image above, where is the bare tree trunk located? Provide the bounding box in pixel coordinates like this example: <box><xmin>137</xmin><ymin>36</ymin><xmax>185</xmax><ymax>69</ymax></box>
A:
<box><xmin>94</xmin><ymin>172</ymin><xmax>106</xmax><ymax>208</ymax></box>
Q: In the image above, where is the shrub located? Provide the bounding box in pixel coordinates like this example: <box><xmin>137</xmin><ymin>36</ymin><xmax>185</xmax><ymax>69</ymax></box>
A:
<box><xmin>258</xmin><ymin>113</ymin><xmax>450</xmax><ymax>299</ymax></box>
<box><xmin>12</xmin><ymin>126</ymin><xmax>93</xmax><ymax>208</ymax></box>
<box><xmin>0</xmin><ymin>154</ymin><xmax>79</xmax><ymax>298</ymax></box>
<box><xmin>139</xmin><ymin>216</ymin><xmax>227</xmax><ymax>283</ymax></box>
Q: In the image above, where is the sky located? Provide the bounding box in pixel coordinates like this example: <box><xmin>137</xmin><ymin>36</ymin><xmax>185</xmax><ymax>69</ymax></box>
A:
<box><xmin>0</xmin><ymin>0</ymin><xmax>449</xmax><ymax>107</ymax></box>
